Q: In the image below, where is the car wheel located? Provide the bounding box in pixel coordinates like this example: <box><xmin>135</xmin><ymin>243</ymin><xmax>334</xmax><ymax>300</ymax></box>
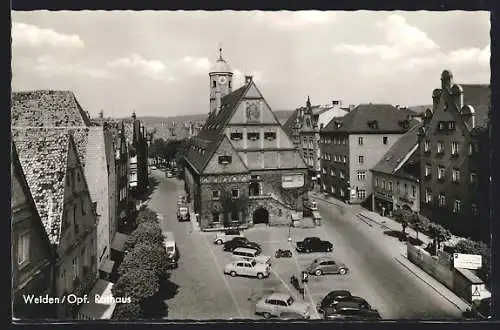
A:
<box><xmin>339</xmin><ymin>268</ymin><xmax>347</xmax><ymax>275</ymax></box>
<box><xmin>315</xmin><ymin>269</ymin><xmax>323</xmax><ymax>276</ymax></box>
<box><xmin>257</xmin><ymin>273</ymin><xmax>264</xmax><ymax>279</ymax></box>
<box><xmin>306</xmin><ymin>248</ymin><xmax>311</xmax><ymax>253</ymax></box>
<box><xmin>263</xmin><ymin>312</ymin><xmax>271</xmax><ymax>319</ymax></box>
<box><xmin>230</xmin><ymin>271</ymin><xmax>237</xmax><ymax>277</ymax></box>
<box><xmin>216</xmin><ymin>239</ymin><xmax>223</xmax><ymax>245</ymax></box>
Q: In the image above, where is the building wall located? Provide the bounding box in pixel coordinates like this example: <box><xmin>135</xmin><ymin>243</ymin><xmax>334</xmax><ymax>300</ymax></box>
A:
<box><xmin>320</xmin><ymin>132</ymin><xmax>350</xmax><ymax>201</ymax></box>
<box><xmin>104</xmin><ymin>129</ymin><xmax>117</xmax><ymax>250</ymax></box>
<box><xmin>129</xmin><ymin>155</ymin><xmax>138</xmax><ymax>188</ymax></box>
<box><xmin>372</xmin><ymin>171</ymin><xmax>420</xmax><ymax>212</ymax></box>
<box><xmin>57</xmin><ymin>142</ymin><xmax>97</xmax><ymax>318</ymax></box>
<box><xmin>348</xmin><ymin>133</ymin><xmax>403</xmax><ymax>203</ymax></box>
<box><xmin>12</xmin><ymin>161</ymin><xmax>55</xmax><ymax>319</ymax></box>
<box><xmin>116</xmin><ymin>135</ymin><xmax>129</xmax><ymax>224</ymax></box>
<box><xmin>225</xmin><ymin>126</ymin><xmax>293</xmax><ymax>150</ymax></box>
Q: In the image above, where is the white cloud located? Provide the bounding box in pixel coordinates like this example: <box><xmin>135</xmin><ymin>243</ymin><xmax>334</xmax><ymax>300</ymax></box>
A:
<box><xmin>27</xmin><ymin>55</ymin><xmax>114</xmax><ymax>79</ymax></box>
<box><xmin>233</xmin><ymin>69</ymin><xmax>267</xmax><ymax>88</ymax></box>
<box><xmin>253</xmin><ymin>10</ymin><xmax>337</xmax><ymax>29</ymax></box>
<box><xmin>12</xmin><ymin>22</ymin><xmax>84</xmax><ymax>49</ymax></box>
<box><xmin>107</xmin><ymin>53</ymin><xmax>175</xmax><ymax>82</ymax></box>
<box><xmin>182</xmin><ymin>56</ymin><xmax>211</xmax><ymax>75</ymax></box>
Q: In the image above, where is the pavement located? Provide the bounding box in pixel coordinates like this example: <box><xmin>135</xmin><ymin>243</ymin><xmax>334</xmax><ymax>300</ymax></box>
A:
<box><xmin>144</xmin><ymin>172</ymin><xmax>467</xmax><ymax>320</ymax></box>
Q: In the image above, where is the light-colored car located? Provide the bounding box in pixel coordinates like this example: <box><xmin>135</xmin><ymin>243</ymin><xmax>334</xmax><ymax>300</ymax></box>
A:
<box><xmin>306</xmin><ymin>256</ymin><xmax>348</xmax><ymax>276</ymax></box>
<box><xmin>232</xmin><ymin>247</ymin><xmax>271</xmax><ymax>266</ymax></box>
<box><xmin>214</xmin><ymin>229</ymin><xmax>244</xmax><ymax>245</ymax></box>
<box><xmin>166</xmin><ymin>171</ymin><xmax>173</xmax><ymax>178</ymax></box>
<box><xmin>255</xmin><ymin>293</ymin><xmax>313</xmax><ymax>319</ymax></box>
<box><xmin>224</xmin><ymin>260</ymin><xmax>270</xmax><ymax>279</ymax></box>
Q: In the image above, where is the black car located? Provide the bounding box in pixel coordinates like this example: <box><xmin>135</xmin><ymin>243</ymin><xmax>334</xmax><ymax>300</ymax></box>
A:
<box><xmin>223</xmin><ymin>237</ymin><xmax>262</xmax><ymax>253</ymax></box>
<box><xmin>296</xmin><ymin>237</ymin><xmax>333</xmax><ymax>253</ymax></box>
<box><xmin>336</xmin><ymin>296</ymin><xmax>371</xmax><ymax>309</ymax></box>
<box><xmin>323</xmin><ymin>301</ymin><xmax>381</xmax><ymax>320</ymax></box>
<box><xmin>317</xmin><ymin>290</ymin><xmax>352</xmax><ymax>313</ymax></box>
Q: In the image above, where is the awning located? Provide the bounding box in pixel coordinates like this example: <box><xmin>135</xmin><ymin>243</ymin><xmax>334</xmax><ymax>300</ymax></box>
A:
<box><xmin>99</xmin><ymin>259</ymin><xmax>115</xmax><ymax>274</ymax></box>
<box><xmin>77</xmin><ymin>280</ymin><xmax>116</xmax><ymax>320</ymax></box>
<box><xmin>111</xmin><ymin>232</ymin><xmax>130</xmax><ymax>253</ymax></box>
<box><xmin>312</xmin><ymin>211</ymin><xmax>321</xmax><ymax>219</ymax></box>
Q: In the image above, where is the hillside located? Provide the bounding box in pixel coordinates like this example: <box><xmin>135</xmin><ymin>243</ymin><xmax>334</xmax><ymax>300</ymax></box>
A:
<box><xmin>407</xmin><ymin>104</ymin><xmax>432</xmax><ymax>114</ymax></box>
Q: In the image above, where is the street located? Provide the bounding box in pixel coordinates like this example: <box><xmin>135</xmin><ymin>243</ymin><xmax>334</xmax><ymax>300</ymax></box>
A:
<box><xmin>146</xmin><ymin>170</ymin><xmax>463</xmax><ymax>320</ymax></box>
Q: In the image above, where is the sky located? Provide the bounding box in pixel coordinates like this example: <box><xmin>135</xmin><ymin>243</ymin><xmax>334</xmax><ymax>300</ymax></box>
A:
<box><xmin>11</xmin><ymin>10</ymin><xmax>490</xmax><ymax>118</ymax></box>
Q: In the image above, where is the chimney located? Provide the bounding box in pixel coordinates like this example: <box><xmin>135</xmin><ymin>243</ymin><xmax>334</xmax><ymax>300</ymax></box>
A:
<box><xmin>349</xmin><ymin>104</ymin><xmax>355</xmax><ymax>111</ymax></box>
<box><xmin>332</xmin><ymin>100</ymin><xmax>341</xmax><ymax>107</ymax></box>
<box><xmin>245</xmin><ymin>75</ymin><xmax>253</xmax><ymax>84</ymax></box>
<box><xmin>396</xmin><ymin>104</ymin><xmax>400</xmax><ymax>109</ymax></box>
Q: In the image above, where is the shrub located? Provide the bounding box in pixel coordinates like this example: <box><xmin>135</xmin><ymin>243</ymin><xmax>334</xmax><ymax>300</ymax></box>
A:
<box><xmin>136</xmin><ymin>208</ymin><xmax>158</xmax><ymax>225</ymax></box>
<box><xmin>131</xmin><ymin>222</ymin><xmax>164</xmax><ymax>247</ymax></box>
<box><xmin>118</xmin><ymin>242</ymin><xmax>169</xmax><ymax>277</ymax></box>
<box><xmin>112</xmin><ymin>302</ymin><xmax>143</xmax><ymax>319</ymax></box>
<box><xmin>112</xmin><ymin>268</ymin><xmax>160</xmax><ymax>301</ymax></box>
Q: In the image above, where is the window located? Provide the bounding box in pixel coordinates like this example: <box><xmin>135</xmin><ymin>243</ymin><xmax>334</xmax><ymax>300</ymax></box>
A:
<box><xmin>357</xmin><ymin>171</ymin><xmax>366</xmax><ymax>181</ymax></box>
<box><xmin>17</xmin><ymin>231</ymin><xmax>30</xmax><ymax>265</ymax></box>
<box><xmin>330</xmin><ymin>169</ymin><xmax>335</xmax><ymax>176</ymax></box>
<box><xmin>359</xmin><ymin>156</ymin><xmax>364</xmax><ymax>164</ymax></box>
<box><xmin>77</xmin><ymin>172</ymin><xmax>81</xmax><ymax>183</ymax></box>
<box><xmin>339</xmin><ymin>170</ymin><xmax>345</xmax><ymax>179</ymax></box>
<box><xmin>73</xmin><ymin>204</ymin><xmax>79</xmax><ymax>234</ymax></box>
<box><xmin>388</xmin><ymin>181</ymin><xmax>393</xmax><ymax>192</ymax></box>
<box><xmin>218</xmin><ymin>155</ymin><xmax>232</xmax><ymax>165</ymax></box>
<box><xmin>231</xmin><ymin>188</ymin><xmax>240</xmax><ymax>199</ymax></box>
<box><xmin>412</xmin><ymin>186</ymin><xmax>416</xmax><ymax>197</ymax></box>
<box><xmin>425</xmin><ymin>164</ymin><xmax>431</xmax><ymax>177</ymax></box>
<box><xmin>396</xmin><ymin>181</ymin><xmax>400</xmax><ymax>193</ymax></box>
<box><xmin>469</xmin><ymin>143</ymin><xmax>473</xmax><ymax>156</ymax></box>
<box><xmin>212</xmin><ymin>80</ymin><xmax>216</xmax><ymax>88</ymax></box>
<box><xmin>451</xmin><ymin>141</ymin><xmax>459</xmax><ymax>156</ymax></box>
<box><xmin>247</xmin><ymin>132</ymin><xmax>260</xmax><ymax>141</ymax></box>
<box><xmin>470</xmin><ymin>172</ymin><xmax>477</xmax><ymax>185</ymax></box>
<box><xmin>375</xmin><ymin>177</ymin><xmax>379</xmax><ymax>188</ymax></box>
<box><xmin>424</xmin><ymin>140</ymin><xmax>430</xmax><ymax>153</ymax></box>
<box><xmin>330</xmin><ymin>186</ymin><xmax>335</xmax><ymax>194</ymax></box>
<box><xmin>212</xmin><ymin>190</ymin><xmax>220</xmax><ymax>200</ymax></box>
<box><xmin>383</xmin><ymin>136</ymin><xmax>388</xmax><ymax>145</ymax></box>
<box><xmin>327</xmin><ymin>153</ymin><xmax>331</xmax><ymax>161</ymax></box>
<box><xmin>358</xmin><ymin>137</ymin><xmax>364</xmax><ymax>145</ymax></box>
<box><xmin>230</xmin><ymin>132</ymin><xmax>243</xmax><ymax>141</ymax></box>
<box><xmin>322</xmin><ymin>167</ymin><xmax>326</xmax><ymax>174</ymax></box>
<box><xmin>438</xmin><ymin>166</ymin><xmax>445</xmax><ymax>180</ymax></box>
<box><xmin>437</xmin><ymin>141</ymin><xmax>444</xmax><ymax>154</ymax></box>
<box><xmin>448</xmin><ymin>121</ymin><xmax>456</xmax><ymax>130</ymax></box>
<box><xmin>438</xmin><ymin>193</ymin><xmax>446</xmax><ymax>207</ymax></box>
<box><xmin>72</xmin><ymin>256</ymin><xmax>79</xmax><ymax>280</ymax></box>
<box><xmin>340</xmin><ymin>189</ymin><xmax>345</xmax><ymax>197</ymax></box>
<box><xmin>212</xmin><ymin>212</ymin><xmax>220</xmax><ymax>223</ymax></box>
<box><xmin>404</xmin><ymin>183</ymin><xmax>408</xmax><ymax>194</ymax></box>
<box><xmin>231</xmin><ymin>211</ymin><xmax>240</xmax><ymax>222</ymax></box>
<box><xmin>343</xmin><ymin>156</ymin><xmax>347</xmax><ymax>163</ymax></box>
<box><xmin>452</xmin><ymin>169</ymin><xmax>460</xmax><ymax>182</ymax></box>
<box><xmin>264</xmin><ymin>132</ymin><xmax>276</xmax><ymax>140</ymax></box>
<box><xmin>438</xmin><ymin>122</ymin><xmax>445</xmax><ymax>130</ymax></box>
<box><xmin>453</xmin><ymin>199</ymin><xmax>461</xmax><ymax>213</ymax></box>
<box><xmin>382</xmin><ymin>180</ymin><xmax>386</xmax><ymax>190</ymax></box>
<box><xmin>425</xmin><ymin>188</ymin><xmax>432</xmax><ymax>203</ymax></box>
<box><xmin>228</xmin><ymin>81</ymin><xmax>231</xmax><ymax>88</ymax></box>
<box><xmin>471</xmin><ymin>204</ymin><xmax>478</xmax><ymax>216</ymax></box>
<box><xmin>81</xmin><ymin>199</ymin><xmax>86</xmax><ymax>215</ymax></box>
<box><xmin>357</xmin><ymin>189</ymin><xmax>366</xmax><ymax>200</ymax></box>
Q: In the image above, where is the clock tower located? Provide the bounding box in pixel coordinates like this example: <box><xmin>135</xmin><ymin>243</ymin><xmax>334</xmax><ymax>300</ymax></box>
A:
<box><xmin>209</xmin><ymin>47</ymin><xmax>233</xmax><ymax>115</ymax></box>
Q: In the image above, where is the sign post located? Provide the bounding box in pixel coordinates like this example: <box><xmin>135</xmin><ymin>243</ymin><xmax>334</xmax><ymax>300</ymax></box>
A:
<box><xmin>453</xmin><ymin>253</ymin><xmax>482</xmax><ymax>270</ymax></box>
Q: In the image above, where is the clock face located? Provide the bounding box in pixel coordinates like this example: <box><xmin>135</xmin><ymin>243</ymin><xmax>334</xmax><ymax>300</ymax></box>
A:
<box><xmin>246</xmin><ymin>103</ymin><xmax>260</xmax><ymax>121</ymax></box>
<box><xmin>219</xmin><ymin>76</ymin><xmax>227</xmax><ymax>85</ymax></box>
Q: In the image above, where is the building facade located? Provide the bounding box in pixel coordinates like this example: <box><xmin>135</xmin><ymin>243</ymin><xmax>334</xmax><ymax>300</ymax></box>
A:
<box><xmin>12</xmin><ymin>143</ymin><xmax>56</xmax><ymax>319</ymax></box>
<box><xmin>12</xmin><ymin>128</ymin><xmax>98</xmax><ymax>319</ymax></box>
<box><xmin>124</xmin><ymin>113</ymin><xmax>150</xmax><ymax>197</ymax></box>
<box><xmin>183</xmin><ymin>50</ymin><xmax>309</xmax><ymax>230</ymax></box>
<box><xmin>418</xmin><ymin>70</ymin><xmax>490</xmax><ymax>240</ymax></box>
<box><xmin>320</xmin><ymin>104</ymin><xmax>416</xmax><ymax>204</ymax></box>
<box><xmin>371</xmin><ymin>124</ymin><xmax>421</xmax><ymax>215</ymax></box>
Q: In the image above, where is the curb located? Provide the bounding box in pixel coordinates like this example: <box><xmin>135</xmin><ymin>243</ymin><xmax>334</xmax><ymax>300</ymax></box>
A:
<box><xmin>394</xmin><ymin>255</ymin><xmax>470</xmax><ymax>312</ymax></box>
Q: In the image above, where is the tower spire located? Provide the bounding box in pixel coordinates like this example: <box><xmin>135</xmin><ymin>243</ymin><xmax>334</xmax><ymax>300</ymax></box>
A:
<box><xmin>218</xmin><ymin>42</ymin><xmax>223</xmax><ymax>60</ymax></box>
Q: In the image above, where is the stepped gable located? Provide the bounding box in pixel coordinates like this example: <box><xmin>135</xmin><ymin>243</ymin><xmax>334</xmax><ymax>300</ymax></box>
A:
<box><xmin>11</xmin><ymin>90</ymin><xmax>91</xmax><ymax>127</ymax></box>
<box><xmin>11</xmin><ymin>127</ymin><xmax>78</xmax><ymax>245</ymax></box>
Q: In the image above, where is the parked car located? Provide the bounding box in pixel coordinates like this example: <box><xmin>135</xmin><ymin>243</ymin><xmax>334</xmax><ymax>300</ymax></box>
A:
<box><xmin>306</xmin><ymin>257</ymin><xmax>348</xmax><ymax>276</ymax></box>
<box><xmin>224</xmin><ymin>260</ymin><xmax>270</xmax><ymax>279</ymax></box>
<box><xmin>177</xmin><ymin>206</ymin><xmax>190</xmax><ymax>222</ymax></box>
<box><xmin>214</xmin><ymin>229</ymin><xmax>244</xmax><ymax>245</ymax></box>
<box><xmin>223</xmin><ymin>237</ymin><xmax>262</xmax><ymax>253</ymax></box>
<box><xmin>166</xmin><ymin>171</ymin><xmax>173</xmax><ymax>178</ymax></box>
<box><xmin>317</xmin><ymin>290</ymin><xmax>352</xmax><ymax>313</ymax></box>
<box><xmin>296</xmin><ymin>237</ymin><xmax>333</xmax><ymax>253</ymax></box>
<box><xmin>232</xmin><ymin>247</ymin><xmax>271</xmax><ymax>266</ymax></box>
<box><xmin>255</xmin><ymin>293</ymin><xmax>313</xmax><ymax>319</ymax></box>
<box><xmin>151</xmin><ymin>165</ymin><xmax>157</xmax><ymax>170</ymax></box>
<box><xmin>278</xmin><ymin>311</ymin><xmax>310</xmax><ymax>320</ymax></box>
<box><xmin>323</xmin><ymin>301</ymin><xmax>381</xmax><ymax>320</ymax></box>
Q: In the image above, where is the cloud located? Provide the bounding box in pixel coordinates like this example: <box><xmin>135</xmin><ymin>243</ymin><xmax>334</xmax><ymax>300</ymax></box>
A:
<box><xmin>233</xmin><ymin>69</ymin><xmax>267</xmax><ymax>88</ymax></box>
<box><xmin>107</xmin><ymin>53</ymin><xmax>175</xmax><ymax>82</ymax></box>
<box><xmin>22</xmin><ymin>55</ymin><xmax>114</xmax><ymax>79</ymax></box>
<box><xmin>12</xmin><ymin>22</ymin><xmax>84</xmax><ymax>49</ymax></box>
<box><xmin>182</xmin><ymin>56</ymin><xmax>211</xmax><ymax>75</ymax></box>
<box><xmin>253</xmin><ymin>10</ymin><xmax>337</xmax><ymax>29</ymax></box>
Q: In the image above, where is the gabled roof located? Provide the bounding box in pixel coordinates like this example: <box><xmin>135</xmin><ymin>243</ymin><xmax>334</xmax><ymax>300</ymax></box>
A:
<box><xmin>203</xmin><ymin>84</ymin><xmax>250</xmax><ymax>132</ymax></box>
<box><xmin>371</xmin><ymin>124</ymin><xmax>421</xmax><ymax>181</ymax></box>
<box><xmin>282</xmin><ymin>109</ymin><xmax>299</xmax><ymax>140</ymax></box>
<box><xmin>321</xmin><ymin>104</ymin><xmax>413</xmax><ymax>133</ymax></box>
<box><xmin>12</xmin><ymin>127</ymin><xmax>78</xmax><ymax>245</ymax></box>
<box><xmin>461</xmin><ymin>84</ymin><xmax>490</xmax><ymax>128</ymax></box>
<box><xmin>11</xmin><ymin>90</ymin><xmax>91</xmax><ymax>127</ymax></box>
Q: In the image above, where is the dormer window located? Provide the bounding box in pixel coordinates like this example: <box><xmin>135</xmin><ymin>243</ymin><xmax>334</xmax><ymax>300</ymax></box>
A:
<box><xmin>424</xmin><ymin>140</ymin><xmax>430</xmax><ymax>153</ymax></box>
<box><xmin>448</xmin><ymin>121</ymin><xmax>456</xmax><ymax>130</ymax></box>
<box><xmin>218</xmin><ymin>155</ymin><xmax>232</xmax><ymax>165</ymax></box>
<box><xmin>264</xmin><ymin>132</ymin><xmax>276</xmax><ymax>140</ymax></box>
<box><xmin>451</xmin><ymin>141</ymin><xmax>459</xmax><ymax>156</ymax></box>
<box><xmin>247</xmin><ymin>132</ymin><xmax>260</xmax><ymax>141</ymax></box>
<box><xmin>367</xmin><ymin>120</ymin><xmax>379</xmax><ymax>129</ymax></box>
<box><xmin>230</xmin><ymin>132</ymin><xmax>243</xmax><ymax>141</ymax></box>
<box><xmin>438</xmin><ymin>122</ymin><xmax>445</xmax><ymax>131</ymax></box>
<box><xmin>437</xmin><ymin>141</ymin><xmax>444</xmax><ymax>154</ymax></box>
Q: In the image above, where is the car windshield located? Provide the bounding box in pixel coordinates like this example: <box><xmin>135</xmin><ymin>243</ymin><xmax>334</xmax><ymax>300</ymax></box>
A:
<box><xmin>166</xmin><ymin>247</ymin><xmax>174</xmax><ymax>252</ymax></box>
<box><xmin>179</xmin><ymin>208</ymin><xmax>188</xmax><ymax>213</ymax></box>
<box><xmin>286</xmin><ymin>297</ymin><xmax>294</xmax><ymax>306</ymax></box>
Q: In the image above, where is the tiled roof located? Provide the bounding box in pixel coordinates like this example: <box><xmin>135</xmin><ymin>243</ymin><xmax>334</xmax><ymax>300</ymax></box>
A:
<box><xmin>203</xmin><ymin>85</ymin><xmax>250</xmax><ymax>131</ymax></box>
<box><xmin>461</xmin><ymin>84</ymin><xmax>490</xmax><ymax>128</ymax></box>
<box><xmin>282</xmin><ymin>109</ymin><xmax>299</xmax><ymax>140</ymax></box>
<box><xmin>11</xmin><ymin>90</ymin><xmax>91</xmax><ymax>127</ymax></box>
<box><xmin>11</xmin><ymin>127</ymin><xmax>77</xmax><ymax>245</ymax></box>
<box><xmin>371</xmin><ymin>124</ymin><xmax>421</xmax><ymax>181</ymax></box>
<box><xmin>322</xmin><ymin>104</ymin><xmax>413</xmax><ymax>133</ymax></box>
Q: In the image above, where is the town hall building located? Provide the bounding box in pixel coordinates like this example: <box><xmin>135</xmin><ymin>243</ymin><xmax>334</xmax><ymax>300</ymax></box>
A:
<box><xmin>183</xmin><ymin>49</ymin><xmax>309</xmax><ymax>231</ymax></box>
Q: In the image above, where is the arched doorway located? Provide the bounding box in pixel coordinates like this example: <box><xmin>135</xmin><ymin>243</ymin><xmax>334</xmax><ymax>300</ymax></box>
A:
<box><xmin>253</xmin><ymin>207</ymin><xmax>269</xmax><ymax>224</ymax></box>
<box><xmin>249</xmin><ymin>182</ymin><xmax>260</xmax><ymax>196</ymax></box>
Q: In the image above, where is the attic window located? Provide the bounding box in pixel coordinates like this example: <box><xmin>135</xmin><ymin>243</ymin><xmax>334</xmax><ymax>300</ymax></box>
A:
<box><xmin>367</xmin><ymin>120</ymin><xmax>379</xmax><ymax>129</ymax></box>
<box><xmin>247</xmin><ymin>132</ymin><xmax>260</xmax><ymax>141</ymax></box>
<box><xmin>264</xmin><ymin>132</ymin><xmax>276</xmax><ymax>140</ymax></box>
<box><xmin>230</xmin><ymin>132</ymin><xmax>243</xmax><ymax>141</ymax></box>
<box><xmin>218</xmin><ymin>155</ymin><xmax>232</xmax><ymax>165</ymax></box>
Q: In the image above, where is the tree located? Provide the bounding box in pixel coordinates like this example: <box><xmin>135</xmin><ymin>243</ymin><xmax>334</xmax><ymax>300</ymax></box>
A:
<box><xmin>112</xmin><ymin>302</ymin><xmax>143</xmax><ymax>320</ymax></box>
<box><xmin>118</xmin><ymin>242</ymin><xmax>169</xmax><ymax>277</ymax></box>
<box><xmin>218</xmin><ymin>188</ymin><xmax>249</xmax><ymax>228</ymax></box>
<box><xmin>427</xmin><ymin>223</ymin><xmax>452</xmax><ymax>255</ymax></box>
<box><xmin>131</xmin><ymin>222</ymin><xmax>164</xmax><ymax>247</ymax></box>
<box><xmin>136</xmin><ymin>208</ymin><xmax>158</xmax><ymax>225</ymax></box>
<box><xmin>112</xmin><ymin>268</ymin><xmax>160</xmax><ymax>301</ymax></box>
<box><xmin>452</xmin><ymin>238</ymin><xmax>491</xmax><ymax>286</ymax></box>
